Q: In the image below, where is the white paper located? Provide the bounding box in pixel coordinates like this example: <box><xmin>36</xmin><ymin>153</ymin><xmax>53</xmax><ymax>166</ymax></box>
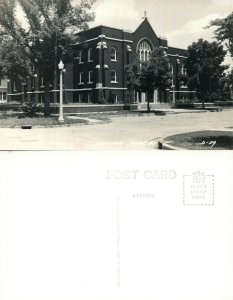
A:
<box><xmin>0</xmin><ymin>151</ymin><xmax>233</xmax><ymax>300</ymax></box>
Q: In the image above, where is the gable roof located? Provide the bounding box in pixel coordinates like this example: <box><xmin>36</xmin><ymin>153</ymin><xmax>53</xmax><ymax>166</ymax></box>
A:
<box><xmin>134</xmin><ymin>17</ymin><xmax>159</xmax><ymax>39</ymax></box>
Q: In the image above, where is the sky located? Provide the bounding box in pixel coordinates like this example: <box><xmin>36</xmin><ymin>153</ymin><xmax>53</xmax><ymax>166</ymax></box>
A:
<box><xmin>15</xmin><ymin>0</ymin><xmax>233</xmax><ymax>66</ymax></box>
<box><xmin>90</xmin><ymin>0</ymin><xmax>233</xmax><ymax>66</ymax></box>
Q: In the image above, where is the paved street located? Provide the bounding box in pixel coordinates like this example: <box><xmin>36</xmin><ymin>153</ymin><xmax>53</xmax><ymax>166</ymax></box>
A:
<box><xmin>0</xmin><ymin>109</ymin><xmax>233</xmax><ymax>150</ymax></box>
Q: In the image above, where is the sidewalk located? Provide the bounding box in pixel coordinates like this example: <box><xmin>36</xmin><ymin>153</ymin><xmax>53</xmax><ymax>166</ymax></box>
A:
<box><xmin>59</xmin><ymin>108</ymin><xmax>212</xmax><ymax>118</ymax></box>
<box><xmin>65</xmin><ymin>115</ymin><xmax>109</xmax><ymax>125</ymax></box>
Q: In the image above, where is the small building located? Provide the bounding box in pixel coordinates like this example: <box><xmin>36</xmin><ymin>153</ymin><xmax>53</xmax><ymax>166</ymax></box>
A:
<box><xmin>7</xmin><ymin>17</ymin><xmax>192</xmax><ymax>110</ymax></box>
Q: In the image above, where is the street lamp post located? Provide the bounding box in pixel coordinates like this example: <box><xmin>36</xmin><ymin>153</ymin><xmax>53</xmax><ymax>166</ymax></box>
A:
<box><xmin>21</xmin><ymin>82</ymin><xmax>27</xmax><ymax>103</ymax></box>
<box><xmin>171</xmin><ymin>84</ymin><xmax>175</xmax><ymax>104</ymax></box>
<box><xmin>7</xmin><ymin>79</ymin><xmax>11</xmax><ymax>102</ymax></box>
<box><xmin>58</xmin><ymin>59</ymin><xmax>64</xmax><ymax>122</ymax></box>
<box><xmin>176</xmin><ymin>57</ymin><xmax>180</xmax><ymax>101</ymax></box>
<box><xmin>54</xmin><ymin>34</ymin><xmax>58</xmax><ymax>104</ymax></box>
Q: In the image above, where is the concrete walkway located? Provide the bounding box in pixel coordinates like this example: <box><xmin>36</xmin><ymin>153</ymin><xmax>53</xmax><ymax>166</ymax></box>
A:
<box><xmin>66</xmin><ymin>115</ymin><xmax>107</xmax><ymax>125</ymax></box>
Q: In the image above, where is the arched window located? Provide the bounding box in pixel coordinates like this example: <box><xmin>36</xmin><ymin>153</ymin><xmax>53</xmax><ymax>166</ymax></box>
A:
<box><xmin>170</xmin><ymin>63</ymin><xmax>174</xmax><ymax>75</ymax></box>
<box><xmin>79</xmin><ymin>50</ymin><xmax>83</xmax><ymax>63</ymax></box>
<box><xmin>110</xmin><ymin>70</ymin><xmax>117</xmax><ymax>83</ymax></box>
<box><xmin>180</xmin><ymin>64</ymin><xmax>187</xmax><ymax>87</ymax></box>
<box><xmin>79</xmin><ymin>72</ymin><xmax>84</xmax><ymax>84</ymax></box>
<box><xmin>181</xmin><ymin>64</ymin><xmax>187</xmax><ymax>75</ymax></box>
<box><xmin>168</xmin><ymin>62</ymin><xmax>174</xmax><ymax>85</ymax></box>
<box><xmin>111</xmin><ymin>47</ymin><xmax>117</xmax><ymax>61</ymax></box>
<box><xmin>13</xmin><ymin>81</ymin><xmax>17</xmax><ymax>91</ymax></box>
<box><xmin>40</xmin><ymin>76</ymin><xmax>44</xmax><ymax>88</ymax></box>
<box><xmin>137</xmin><ymin>40</ymin><xmax>152</xmax><ymax>62</ymax></box>
<box><xmin>88</xmin><ymin>48</ymin><xmax>93</xmax><ymax>62</ymax></box>
<box><xmin>88</xmin><ymin>71</ymin><xmax>94</xmax><ymax>83</ymax></box>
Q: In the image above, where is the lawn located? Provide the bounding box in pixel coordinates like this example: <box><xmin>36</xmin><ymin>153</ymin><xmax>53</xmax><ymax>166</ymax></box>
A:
<box><xmin>0</xmin><ymin>114</ymin><xmax>88</xmax><ymax>128</ymax></box>
<box><xmin>164</xmin><ymin>130</ymin><xmax>233</xmax><ymax>150</ymax></box>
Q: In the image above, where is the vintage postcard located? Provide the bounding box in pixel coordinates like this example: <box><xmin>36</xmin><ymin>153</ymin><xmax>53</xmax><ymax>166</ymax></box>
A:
<box><xmin>0</xmin><ymin>0</ymin><xmax>233</xmax><ymax>300</ymax></box>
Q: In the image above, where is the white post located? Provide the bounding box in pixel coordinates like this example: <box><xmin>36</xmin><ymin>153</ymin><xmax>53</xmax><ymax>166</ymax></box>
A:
<box><xmin>58</xmin><ymin>60</ymin><xmax>64</xmax><ymax>122</ymax></box>
<box><xmin>172</xmin><ymin>85</ymin><xmax>175</xmax><ymax>103</ymax></box>
<box><xmin>155</xmin><ymin>90</ymin><xmax>158</xmax><ymax>103</ymax></box>
<box><xmin>142</xmin><ymin>92</ymin><xmax>146</xmax><ymax>103</ymax></box>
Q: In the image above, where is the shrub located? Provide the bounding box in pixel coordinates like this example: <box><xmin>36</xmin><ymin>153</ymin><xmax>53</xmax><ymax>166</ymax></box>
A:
<box><xmin>98</xmin><ymin>89</ymin><xmax>106</xmax><ymax>104</ymax></box>
<box><xmin>108</xmin><ymin>91</ymin><xmax>115</xmax><ymax>104</ymax></box>
<box><xmin>21</xmin><ymin>100</ymin><xmax>42</xmax><ymax>117</ymax></box>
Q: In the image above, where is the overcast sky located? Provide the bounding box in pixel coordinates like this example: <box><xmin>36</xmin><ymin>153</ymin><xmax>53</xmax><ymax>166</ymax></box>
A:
<box><xmin>15</xmin><ymin>0</ymin><xmax>233</xmax><ymax>66</ymax></box>
<box><xmin>90</xmin><ymin>0</ymin><xmax>233</xmax><ymax>65</ymax></box>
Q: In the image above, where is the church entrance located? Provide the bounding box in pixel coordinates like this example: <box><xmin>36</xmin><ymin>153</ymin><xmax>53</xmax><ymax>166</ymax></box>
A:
<box><xmin>136</xmin><ymin>90</ymin><xmax>158</xmax><ymax>103</ymax></box>
<box><xmin>136</xmin><ymin>90</ymin><xmax>158</xmax><ymax>109</ymax></box>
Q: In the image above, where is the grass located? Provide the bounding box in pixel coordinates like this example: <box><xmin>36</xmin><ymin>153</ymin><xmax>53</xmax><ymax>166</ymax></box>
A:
<box><xmin>164</xmin><ymin>130</ymin><xmax>233</xmax><ymax>150</ymax></box>
<box><xmin>0</xmin><ymin>114</ymin><xmax>88</xmax><ymax>128</ymax></box>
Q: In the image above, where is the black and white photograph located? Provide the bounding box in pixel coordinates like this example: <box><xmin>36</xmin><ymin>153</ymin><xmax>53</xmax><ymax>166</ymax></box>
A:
<box><xmin>0</xmin><ymin>0</ymin><xmax>233</xmax><ymax>150</ymax></box>
<box><xmin>1</xmin><ymin>1</ymin><xmax>233</xmax><ymax>300</ymax></box>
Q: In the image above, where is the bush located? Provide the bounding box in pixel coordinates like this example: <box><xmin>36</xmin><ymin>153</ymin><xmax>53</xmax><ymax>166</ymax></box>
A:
<box><xmin>210</xmin><ymin>92</ymin><xmax>222</xmax><ymax>102</ymax></box>
<box><xmin>98</xmin><ymin>90</ymin><xmax>105</xmax><ymax>104</ymax></box>
<box><xmin>175</xmin><ymin>103</ymin><xmax>194</xmax><ymax>109</ymax></box>
<box><xmin>215</xmin><ymin>101</ymin><xmax>233</xmax><ymax>106</ymax></box>
<box><xmin>21</xmin><ymin>100</ymin><xmax>42</xmax><ymax>117</ymax></box>
<box><xmin>175</xmin><ymin>98</ymin><xmax>194</xmax><ymax>108</ymax></box>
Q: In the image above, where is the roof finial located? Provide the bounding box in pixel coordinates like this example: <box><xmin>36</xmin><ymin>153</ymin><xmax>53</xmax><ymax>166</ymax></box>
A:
<box><xmin>143</xmin><ymin>10</ymin><xmax>147</xmax><ymax>19</ymax></box>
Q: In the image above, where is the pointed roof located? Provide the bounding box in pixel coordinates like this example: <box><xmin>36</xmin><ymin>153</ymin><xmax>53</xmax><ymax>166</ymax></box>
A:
<box><xmin>134</xmin><ymin>17</ymin><xmax>159</xmax><ymax>39</ymax></box>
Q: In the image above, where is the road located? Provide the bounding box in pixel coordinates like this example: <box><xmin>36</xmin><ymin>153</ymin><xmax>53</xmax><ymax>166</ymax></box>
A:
<box><xmin>0</xmin><ymin>109</ymin><xmax>232</xmax><ymax>150</ymax></box>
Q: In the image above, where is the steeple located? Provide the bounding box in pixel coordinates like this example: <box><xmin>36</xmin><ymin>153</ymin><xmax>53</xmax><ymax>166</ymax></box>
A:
<box><xmin>135</xmin><ymin>12</ymin><xmax>158</xmax><ymax>39</ymax></box>
<box><xmin>143</xmin><ymin>10</ymin><xmax>148</xmax><ymax>19</ymax></box>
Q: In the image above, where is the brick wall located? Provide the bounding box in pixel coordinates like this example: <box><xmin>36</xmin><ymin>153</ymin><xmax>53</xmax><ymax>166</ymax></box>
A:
<box><xmin>72</xmin><ymin>21</ymin><xmax>189</xmax><ymax>105</ymax></box>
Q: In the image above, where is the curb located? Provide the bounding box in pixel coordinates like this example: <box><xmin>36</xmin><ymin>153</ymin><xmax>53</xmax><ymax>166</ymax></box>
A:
<box><xmin>157</xmin><ymin>128</ymin><xmax>233</xmax><ymax>150</ymax></box>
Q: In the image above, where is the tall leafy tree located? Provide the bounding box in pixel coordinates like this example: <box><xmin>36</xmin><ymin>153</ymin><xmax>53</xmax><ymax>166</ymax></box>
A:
<box><xmin>228</xmin><ymin>69</ymin><xmax>233</xmax><ymax>86</ymax></box>
<box><xmin>125</xmin><ymin>62</ymin><xmax>141</xmax><ymax>103</ymax></box>
<box><xmin>0</xmin><ymin>0</ymin><xmax>95</xmax><ymax>117</ymax></box>
<box><xmin>140</xmin><ymin>48</ymin><xmax>172</xmax><ymax>111</ymax></box>
<box><xmin>221</xmin><ymin>69</ymin><xmax>233</xmax><ymax>101</ymax></box>
<box><xmin>229</xmin><ymin>69</ymin><xmax>233</xmax><ymax>100</ymax></box>
<box><xmin>0</xmin><ymin>36</ymin><xmax>29</xmax><ymax>81</ymax></box>
<box><xmin>208</xmin><ymin>12</ymin><xmax>233</xmax><ymax>58</ymax></box>
<box><xmin>185</xmin><ymin>39</ymin><xmax>228</xmax><ymax>108</ymax></box>
<box><xmin>126</xmin><ymin>49</ymin><xmax>172</xmax><ymax>111</ymax></box>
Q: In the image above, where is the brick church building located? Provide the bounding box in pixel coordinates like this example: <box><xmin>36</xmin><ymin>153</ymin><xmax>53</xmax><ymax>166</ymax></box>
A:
<box><xmin>7</xmin><ymin>17</ymin><xmax>191</xmax><ymax>109</ymax></box>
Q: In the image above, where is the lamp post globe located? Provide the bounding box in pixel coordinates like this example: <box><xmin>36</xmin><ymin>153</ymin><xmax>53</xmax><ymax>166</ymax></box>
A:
<box><xmin>58</xmin><ymin>60</ymin><xmax>64</xmax><ymax>71</ymax></box>
<box><xmin>58</xmin><ymin>59</ymin><xmax>64</xmax><ymax>122</ymax></box>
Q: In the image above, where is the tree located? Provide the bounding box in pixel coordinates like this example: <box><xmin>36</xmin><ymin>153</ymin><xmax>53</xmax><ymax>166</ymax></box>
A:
<box><xmin>208</xmin><ymin>12</ymin><xmax>233</xmax><ymax>58</ymax></box>
<box><xmin>229</xmin><ymin>69</ymin><xmax>233</xmax><ymax>100</ymax></box>
<box><xmin>140</xmin><ymin>48</ymin><xmax>172</xmax><ymax>111</ymax></box>
<box><xmin>0</xmin><ymin>0</ymin><xmax>96</xmax><ymax>117</ymax></box>
<box><xmin>126</xmin><ymin>48</ymin><xmax>172</xmax><ymax>112</ymax></box>
<box><xmin>221</xmin><ymin>69</ymin><xmax>233</xmax><ymax>101</ymax></box>
<box><xmin>0</xmin><ymin>37</ymin><xmax>29</xmax><ymax>81</ymax></box>
<box><xmin>185</xmin><ymin>39</ymin><xmax>228</xmax><ymax>108</ymax></box>
<box><xmin>228</xmin><ymin>69</ymin><xmax>233</xmax><ymax>86</ymax></box>
<box><xmin>125</xmin><ymin>62</ymin><xmax>141</xmax><ymax>103</ymax></box>
<box><xmin>98</xmin><ymin>89</ymin><xmax>105</xmax><ymax>104</ymax></box>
